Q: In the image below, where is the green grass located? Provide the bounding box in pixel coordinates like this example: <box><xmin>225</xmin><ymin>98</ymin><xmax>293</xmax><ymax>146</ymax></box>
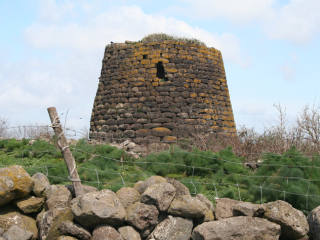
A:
<box><xmin>1</xmin><ymin>138</ymin><xmax>320</xmax><ymax>214</ymax></box>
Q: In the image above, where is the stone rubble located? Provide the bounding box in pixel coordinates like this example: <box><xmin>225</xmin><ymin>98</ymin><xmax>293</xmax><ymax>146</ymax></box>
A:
<box><xmin>0</xmin><ymin>165</ymin><xmax>316</xmax><ymax>239</ymax></box>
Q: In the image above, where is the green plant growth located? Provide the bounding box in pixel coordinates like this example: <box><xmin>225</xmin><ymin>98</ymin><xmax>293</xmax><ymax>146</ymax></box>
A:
<box><xmin>141</xmin><ymin>32</ymin><xmax>206</xmax><ymax>46</ymax></box>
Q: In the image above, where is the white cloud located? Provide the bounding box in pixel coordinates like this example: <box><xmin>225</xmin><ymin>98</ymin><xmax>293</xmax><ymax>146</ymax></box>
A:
<box><xmin>277</xmin><ymin>53</ymin><xmax>297</xmax><ymax>81</ymax></box>
<box><xmin>241</xmin><ymin>104</ymin><xmax>266</xmax><ymax>115</ymax></box>
<box><xmin>23</xmin><ymin>4</ymin><xmax>246</xmax><ymax>66</ymax></box>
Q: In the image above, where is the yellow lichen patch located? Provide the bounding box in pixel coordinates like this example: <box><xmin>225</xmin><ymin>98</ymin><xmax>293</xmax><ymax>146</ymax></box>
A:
<box><xmin>141</xmin><ymin>59</ymin><xmax>150</xmax><ymax>65</ymax></box>
<box><xmin>162</xmin><ymin>53</ymin><xmax>172</xmax><ymax>58</ymax></box>
<box><xmin>140</xmin><ymin>50</ymin><xmax>151</xmax><ymax>55</ymax></box>
<box><xmin>134</xmin><ymin>42</ymin><xmax>144</xmax><ymax>47</ymax></box>
<box><xmin>194</xmin><ymin>79</ymin><xmax>201</xmax><ymax>83</ymax></box>
<box><xmin>165</xmin><ymin>68</ymin><xmax>178</xmax><ymax>73</ymax></box>
<box><xmin>199</xmin><ymin>93</ymin><xmax>208</xmax><ymax>97</ymax></box>
<box><xmin>147</xmin><ymin>53</ymin><xmax>160</xmax><ymax>58</ymax></box>
<box><xmin>179</xmin><ymin>50</ymin><xmax>188</xmax><ymax>55</ymax></box>
<box><xmin>205</xmin><ymin>99</ymin><xmax>212</xmax><ymax>104</ymax></box>
<box><xmin>213</xmin><ymin>85</ymin><xmax>220</xmax><ymax>90</ymax></box>
<box><xmin>131</xmin><ymin>69</ymin><xmax>138</xmax><ymax>74</ymax></box>
<box><xmin>151</xmin><ymin>127</ymin><xmax>172</xmax><ymax>137</ymax></box>
<box><xmin>197</xmin><ymin>119</ymin><xmax>207</xmax><ymax>124</ymax></box>
<box><xmin>139</xmin><ymin>46</ymin><xmax>150</xmax><ymax>51</ymax></box>
<box><xmin>131</xmin><ymin>51</ymin><xmax>141</xmax><ymax>57</ymax></box>
<box><xmin>163</xmin><ymin>136</ymin><xmax>177</xmax><ymax>142</ymax></box>
<box><xmin>199</xmin><ymin>57</ymin><xmax>206</xmax><ymax>62</ymax></box>
<box><xmin>138</xmin><ymin>77</ymin><xmax>145</xmax><ymax>82</ymax></box>
<box><xmin>145</xmin><ymin>64</ymin><xmax>155</xmax><ymax>69</ymax></box>
<box><xmin>133</xmin><ymin>82</ymin><xmax>144</xmax><ymax>87</ymax></box>
<box><xmin>202</xmin><ymin>115</ymin><xmax>211</xmax><ymax>120</ymax></box>
<box><xmin>203</xmin><ymin>109</ymin><xmax>213</xmax><ymax>114</ymax></box>
<box><xmin>177</xmin><ymin>54</ymin><xmax>187</xmax><ymax>59</ymax></box>
<box><xmin>190</xmin><ymin>93</ymin><xmax>197</xmax><ymax>98</ymax></box>
<box><xmin>152</xmin><ymin>82</ymin><xmax>159</xmax><ymax>86</ymax></box>
<box><xmin>184</xmin><ymin>84</ymin><xmax>189</xmax><ymax>88</ymax></box>
<box><xmin>186</xmin><ymin>55</ymin><xmax>193</xmax><ymax>60</ymax></box>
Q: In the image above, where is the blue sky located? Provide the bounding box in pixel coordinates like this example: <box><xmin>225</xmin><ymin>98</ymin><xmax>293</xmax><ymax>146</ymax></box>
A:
<box><xmin>1</xmin><ymin>0</ymin><xmax>320</xmax><ymax>135</ymax></box>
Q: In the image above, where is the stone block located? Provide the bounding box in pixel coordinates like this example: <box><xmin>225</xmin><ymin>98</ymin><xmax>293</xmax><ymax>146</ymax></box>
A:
<box><xmin>151</xmin><ymin>127</ymin><xmax>172</xmax><ymax>137</ymax></box>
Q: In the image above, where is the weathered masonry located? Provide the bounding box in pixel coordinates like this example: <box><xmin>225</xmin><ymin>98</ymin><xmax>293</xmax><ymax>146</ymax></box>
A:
<box><xmin>89</xmin><ymin>40</ymin><xmax>236</xmax><ymax>142</ymax></box>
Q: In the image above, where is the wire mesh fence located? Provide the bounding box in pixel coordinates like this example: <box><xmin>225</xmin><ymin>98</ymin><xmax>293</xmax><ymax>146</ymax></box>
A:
<box><xmin>1</xmin><ymin>125</ymin><xmax>320</xmax><ymax>215</ymax></box>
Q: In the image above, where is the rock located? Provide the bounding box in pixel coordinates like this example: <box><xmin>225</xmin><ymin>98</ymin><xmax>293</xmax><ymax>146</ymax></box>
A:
<box><xmin>167</xmin><ymin>195</ymin><xmax>207</xmax><ymax>218</ymax></box>
<box><xmin>58</xmin><ymin>220</ymin><xmax>91</xmax><ymax>240</ymax></box>
<box><xmin>147</xmin><ymin>215</ymin><xmax>193</xmax><ymax>240</ymax></box>
<box><xmin>50</xmin><ymin>185</ymin><xmax>58</xmax><ymax>196</ymax></box>
<box><xmin>12</xmin><ymin>195</ymin><xmax>44</xmax><ymax>213</ymax></box>
<box><xmin>233</xmin><ymin>201</ymin><xmax>265</xmax><ymax>217</ymax></box>
<box><xmin>195</xmin><ymin>194</ymin><xmax>214</xmax><ymax>212</ymax></box>
<box><xmin>118</xmin><ymin>226</ymin><xmax>141</xmax><ymax>240</ymax></box>
<box><xmin>71</xmin><ymin>189</ymin><xmax>126</xmax><ymax>229</ymax></box>
<box><xmin>307</xmin><ymin>205</ymin><xmax>320</xmax><ymax>240</ymax></box>
<box><xmin>92</xmin><ymin>224</ymin><xmax>124</xmax><ymax>240</ymax></box>
<box><xmin>137</xmin><ymin>176</ymin><xmax>167</xmax><ymax>194</ymax></box>
<box><xmin>31</xmin><ymin>173</ymin><xmax>52</xmax><ymax>200</ymax></box>
<box><xmin>214</xmin><ymin>198</ymin><xmax>240</xmax><ymax>219</ymax></box>
<box><xmin>140</xmin><ymin>211</ymin><xmax>168</xmax><ymax>239</ymax></box>
<box><xmin>0</xmin><ymin>228</ymin><xmax>3</xmax><ymax>236</ymax></box>
<box><xmin>65</xmin><ymin>184</ymin><xmax>98</xmax><ymax>198</ymax></box>
<box><xmin>133</xmin><ymin>181</ymin><xmax>144</xmax><ymax>191</ymax></box>
<box><xmin>165</xmin><ymin>178</ymin><xmax>191</xmax><ymax>197</ymax></box>
<box><xmin>45</xmin><ymin>185</ymin><xmax>72</xmax><ymax>210</ymax></box>
<box><xmin>3</xmin><ymin>225</ymin><xmax>34</xmax><ymax>240</ymax></box>
<box><xmin>36</xmin><ymin>208</ymin><xmax>45</xmax><ymax>227</ymax></box>
<box><xmin>28</xmin><ymin>140</ymin><xmax>36</xmax><ymax>145</ymax></box>
<box><xmin>126</xmin><ymin>202</ymin><xmax>159</xmax><ymax>231</ymax></box>
<box><xmin>264</xmin><ymin>200</ymin><xmax>309</xmax><ymax>239</ymax></box>
<box><xmin>141</xmin><ymin>182</ymin><xmax>176</xmax><ymax>211</ymax></box>
<box><xmin>191</xmin><ymin>216</ymin><xmax>281</xmax><ymax>240</ymax></box>
<box><xmin>57</xmin><ymin>236</ymin><xmax>78</xmax><ymax>240</ymax></box>
<box><xmin>0</xmin><ymin>165</ymin><xmax>34</xmax><ymax>206</ymax></box>
<box><xmin>0</xmin><ymin>204</ymin><xmax>38</xmax><ymax>240</ymax></box>
<box><xmin>116</xmin><ymin>187</ymin><xmax>140</xmax><ymax>209</ymax></box>
<box><xmin>38</xmin><ymin>208</ymin><xmax>74</xmax><ymax>240</ymax></box>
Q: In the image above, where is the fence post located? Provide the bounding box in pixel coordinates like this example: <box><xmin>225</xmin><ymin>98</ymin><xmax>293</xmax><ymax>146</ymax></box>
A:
<box><xmin>47</xmin><ymin>107</ymin><xmax>83</xmax><ymax>197</ymax></box>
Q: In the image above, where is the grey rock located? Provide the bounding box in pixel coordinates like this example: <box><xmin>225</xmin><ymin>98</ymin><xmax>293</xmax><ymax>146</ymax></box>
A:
<box><xmin>137</xmin><ymin>176</ymin><xmax>167</xmax><ymax>195</ymax></box>
<box><xmin>38</xmin><ymin>208</ymin><xmax>74</xmax><ymax>240</ymax></box>
<box><xmin>0</xmin><ymin>228</ymin><xmax>3</xmax><ymax>237</ymax></box>
<box><xmin>65</xmin><ymin>184</ymin><xmax>98</xmax><ymax>198</ymax></box>
<box><xmin>58</xmin><ymin>220</ymin><xmax>91</xmax><ymax>240</ymax></box>
<box><xmin>140</xmin><ymin>211</ymin><xmax>168</xmax><ymax>239</ymax></box>
<box><xmin>32</xmin><ymin>173</ymin><xmax>52</xmax><ymax>200</ymax></box>
<box><xmin>233</xmin><ymin>201</ymin><xmax>265</xmax><ymax>217</ymax></box>
<box><xmin>214</xmin><ymin>198</ymin><xmax>240</xmax><ymax>219</ymax></box>
<box><xmin>133</xmin><ymin>181</ymin><xmax>144</xmax><ymax>191</ymax></box>
<box><xmin>141</xmin><ymin>182</ymin><xmax>176</xmax><ymax>211</ymax></box>
<box><xmin>264</xmin><ymin>200</ymin><xmax>309</xmax><ymax>239</ymax></box>
<box><xmin>165</xmin><ymin>178</ymin><xmax>191</xmax><ymax>197</ymax></box>
<box><xmin>126</xmin><ymin>202</ymin><xmax>159</xmax><ymax>231</ymax></box>
<box><xmin>3</xmin><ymin>225</ymin><xmax>33</xmax><ymax>240</ymax></box>
<box><xmin>195</xmin><ymin>194</ymin><xmax>214</xmax><ymax>212</ymax></box>
<box><xmin>118</xmin><ymin>226</ymin><xmax>141</xmax><ymax>240</ymax></box>
<box><xmin>147</xmin><ymin>215</ymin><xmax>193</xmax><ymax>240</ymax></box>
<box><xmin>92</xmin><ymin>224</ymin><xmax>123</xmax><ymax>240</ymax></box>
<box><xmin>191</xmin><ymin>216</ymin><xmax>281</xmax><ymax>240</ymax></box>
<box><xmin>308</xmin><ymin>205</ymin><xmax>320</xmax><ymax>240</ymax></box>
<box><xmin>71</xmin><ymin>189</ymin><xmax>126</xmax><ymax>229</ymax></box>
<box><xmin>12</xmin><ymin>195</ymin><xmax>44</xmax><ymax>213</ymax></box>
<box><xmin>57</xmin><ymin>236</ymin><xmax>78</xmax><ymax>240</ymax></box>
<box><xmin>45</xmin><ymin>185</ymin><xmax>72</xmax><ymax>210</ymax></box>
<box><xmin>116</xmin><ymin>187</ymin><xmax>140</xmax><ymax>209</ymax></box>
<box><xmin>167</xmin><ymin>195</ymin><xmax>207</xmax><ymax>218</ymax></box>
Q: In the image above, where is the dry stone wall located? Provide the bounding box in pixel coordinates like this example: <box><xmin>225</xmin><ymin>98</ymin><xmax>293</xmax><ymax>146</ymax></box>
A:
<box><xmin>89</xmin><ymin>40</ymin><xmax>236</xmax><ymax>142</ymax></box>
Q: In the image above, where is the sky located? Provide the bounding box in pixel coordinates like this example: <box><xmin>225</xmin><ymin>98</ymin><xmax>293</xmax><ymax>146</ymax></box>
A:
<box><xmin>1</xmin><ymin>0</ymin><xmax>320</xmax><ymax>136</ymax></box>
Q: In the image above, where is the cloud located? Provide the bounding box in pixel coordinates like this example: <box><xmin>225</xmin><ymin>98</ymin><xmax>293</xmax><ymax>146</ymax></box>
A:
<box><xmin>23</xmin><ymin>4</ymin><xmax>246</xmax><ymax>66</ymax></box>
<box><xmin>241</xmin><ymin>104</ymin><xmax>266</xmax><ymax>115</ymax></box>
<box><xmin>277</xmin><ymin>53</ymin><xmax>297</xmax><ymax>81</ymax></box>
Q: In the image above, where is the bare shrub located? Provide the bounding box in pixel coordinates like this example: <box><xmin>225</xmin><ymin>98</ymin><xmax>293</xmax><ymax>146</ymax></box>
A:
<box><xmin>0</xmin><ymin>115</ymin><xmax>10</xmax><ymax>138</ymax></box>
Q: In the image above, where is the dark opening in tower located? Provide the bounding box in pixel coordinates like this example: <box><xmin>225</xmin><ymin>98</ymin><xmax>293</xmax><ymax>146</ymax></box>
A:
<box><xmin>156</xmin><ymin>61</ymin><xmax>168</xmax><ymax>81</ymax></box>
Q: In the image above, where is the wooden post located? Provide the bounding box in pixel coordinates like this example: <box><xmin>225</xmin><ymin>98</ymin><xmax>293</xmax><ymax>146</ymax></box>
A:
<box><xmin>47</xmin><ymin>107</ymin><xmax>83</xmax><ymax>197</ymax></box>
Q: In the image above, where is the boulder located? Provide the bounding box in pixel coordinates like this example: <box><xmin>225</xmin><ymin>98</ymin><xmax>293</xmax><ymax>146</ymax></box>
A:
<box><xmin>233</xmin><ymin>201</ymin><xmax>265</xmax><ymax>217</ymax></box>
<box><xmin>214</xmin><ymin>198</ymin><xmax>240</xmax><ymax>219</ymax></box>
<box><xmin>12</xmin><ymin>195</ymin><xmax>44</xmax><ymax>213</ymax></box>
<box><xmin>141</xmin><ymin>182</ymin><xmax>176</xmax><ymax>211</ymax></box>
<box><xmin>31</xmin><ymin>173</ymin><xmax>52</xmax><ymax>200</ymax></box>
<box><xmin>116</xmin><ymin>187</ymin><xmax>140</xmax><ymax>209</ymax></box>
<box><xmin>167</xmin><ymin>195</ymin><xmax>207</xmax><ymax>218</ymax></box>
<box><xmin>140</xmin><ymin>211</ymin><xmax>167</xmax><ymax>239</ymax></box>
<box><xmin>133</xmin><ymin>181</ymin><xmax>144</xmax><ymax>192</ymax></box>
<box><xmin>71</xmin><ymin>189</ymin><xmax>126</xmax><ymax>229</ymax></box>
<box><xmin>65</xmin><ymin>184</ymin><xmax>98</xmax><ymax>198</ymax></box>
<box><xmin>165</xmin><ymin>178</ymin><xmax>191</xmax><ymax>197</ymax></box>
<box><xmin>307</xmin><ymin>205</ymin><xmax>320</xmax><ymax>240</ymax></box>
<box><xmin>0</xmin><ymin>204</ymin><xmax>38</xmax><ymax>240</ymax></box>
<box><xmin>58</xmin><ymin>220</ymin><xmax>91</xmax><ymax>240</ymax></box>
<box><xmin>38</xmin><ymin>208</ymin><xmax>74</xmax><ymax>240</ymax></box>
<box><xmin>264</xmin><ymin>200</ymin><xmax>309</xmax><ymax>239</ymax></box>
<box><xmin>0</xmin><ymin>228</ymin><xmax>3</xmax><ymax>236</ymax></box>
<box><xmin>126</xmin><ymin>202</ymin><xmax>159</xmax><ymax>231</ymax></box>
<box><xmin>137</xmin><ymin>176</ymin><xmax>167</xmax><ymax>194</ymax></box>
<box><xmin>191</xmin><ymin>216</ymin><xmax>281</xmax><ymax>240</ymax></box>
<box><xmin>195</xmin><ymin>194</ymin><xmax>214</xmax><ymax>212</ymax></box>
<box><xmin>0</xmin><ymin>165</ymin><xmax>34</xmax><ymax>206</ymax></box>
<box><xmin>3</xmin><ymin>225</ymin><xmax>33</xmax><ymax>240</ymax></box>
<box><xmin>118</xmin><ymin>226</ymin><xmax>141</xmax><ymax>240</ymax></box>
<box><xmin>147</xmin><ymin>215</ymin><xmax>193</xmax><ymax>240</ymax></box>
<box><xmin>57</xmin><ymin>236</ymin><xmax>78</xmax><ymax>240</ymax></box>
<box><xmin>92</xmin><ymin>224</ymin><xmax>124</xmax><ymax>240</ymax></box>
<box><xmin>45</xmin><ymin>185</ymin><xmax>72</xmax><ymax>210</ymax></box>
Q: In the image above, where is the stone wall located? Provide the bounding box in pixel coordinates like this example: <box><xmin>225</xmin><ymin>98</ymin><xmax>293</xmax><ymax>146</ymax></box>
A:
<box><xmin>89</xmin><ymin>40</ymin><xmax>236</xmax><ymax>142</ymax></box>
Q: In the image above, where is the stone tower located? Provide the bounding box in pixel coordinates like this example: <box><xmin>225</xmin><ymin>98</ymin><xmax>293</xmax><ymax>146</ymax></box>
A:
<box><xmin>89</xmin><ymin>40</ymin><xmax>236</xmax><ymax>143</ymax></box>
